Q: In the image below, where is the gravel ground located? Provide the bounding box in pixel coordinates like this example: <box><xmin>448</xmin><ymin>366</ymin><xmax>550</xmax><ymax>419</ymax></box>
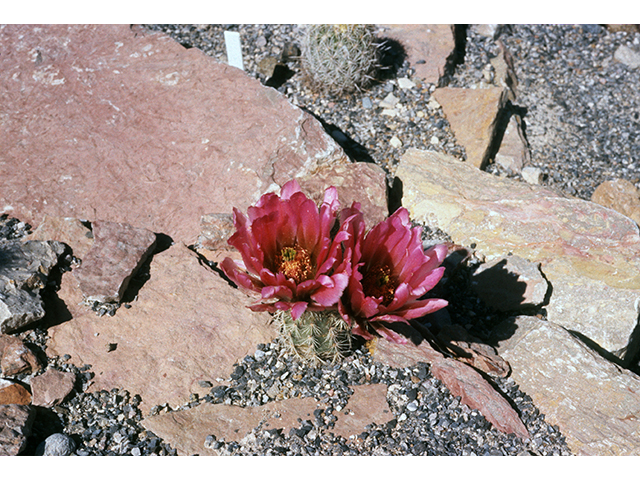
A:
<box><xmin>8</xmin><ymin>23</ymin><xmax>640</xmax><ymax>456</ymax></box>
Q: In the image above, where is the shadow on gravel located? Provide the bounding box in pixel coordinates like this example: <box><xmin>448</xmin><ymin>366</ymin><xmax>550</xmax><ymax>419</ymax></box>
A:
<box><xmin>302</xmin><ymin>107</ymin><xmax>377</xmax><ymax>165</ymax></box>
<box><xmin>374</xmin><ymin>37</ymin><xmax>408</xmax><ymax>83</ymax></box>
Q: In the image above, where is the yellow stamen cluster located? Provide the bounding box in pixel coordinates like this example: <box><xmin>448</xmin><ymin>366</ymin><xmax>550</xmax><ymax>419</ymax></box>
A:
<box><xmin>275</xmin><ymin>245</ymin><xmax>314</xmax><ymax>283</ymax></box>
<box><xmin>361</xmin><ymin>263</ymin><xmax>396</xmax><ymax>306</ymax></box>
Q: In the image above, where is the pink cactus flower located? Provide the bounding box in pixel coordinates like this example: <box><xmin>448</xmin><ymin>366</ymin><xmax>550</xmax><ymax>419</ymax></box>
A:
<box><xmin>220</xmin><ymin>180</ymin><xmax>359</xmax><ymax>321</ymax></box>
<box><xmin>339</xmin><ymin>207</ymin><xmax>449</xmax><ymax>344</ymax></box>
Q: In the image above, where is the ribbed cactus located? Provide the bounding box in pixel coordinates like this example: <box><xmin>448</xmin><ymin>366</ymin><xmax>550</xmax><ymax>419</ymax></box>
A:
<box><xmin>301</xmin><ymin>24</ymin><xmax>380</xmax><ymax>95</ymax></box>
<box><xmin>273</xmin><ymin>309</ymin><xmax>353</xmax><ymax>365</ymax></box>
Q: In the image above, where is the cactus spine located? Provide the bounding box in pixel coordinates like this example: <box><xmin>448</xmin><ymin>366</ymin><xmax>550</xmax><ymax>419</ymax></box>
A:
<box><xmin>273</xmin><ymin>309</ymin><xmax>353</xmax><ymax>365</ymax></box>
<box><xmin>301</xmin><ymin>24</ymin><xmax>379</xmax><ymax>95</ymax></box>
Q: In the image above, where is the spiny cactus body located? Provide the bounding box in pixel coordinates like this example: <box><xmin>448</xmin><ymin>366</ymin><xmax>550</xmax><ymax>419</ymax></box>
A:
<box><xmin>301</xmin><ymin>24</ymin><xmax>379</xmax><ymax>96</ymax></box>
<box><xmin>273</xmin><ymin>309</ymin><xmax>353</xmax><ymax>365</ymax></box>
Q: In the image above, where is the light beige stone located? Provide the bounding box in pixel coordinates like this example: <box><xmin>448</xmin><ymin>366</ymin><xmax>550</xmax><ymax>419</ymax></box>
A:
<box><xmin>396</xmin><ymin>148</ymin><xmax>640</xmax><ymax>358</ymax></box>
<box><xmin>432</xmin><ymin>87</ymin><xmax>509</xmax><ymax>169</ymax></box>
<box><xmin>591</xmin><ymin>178</ymin><xmax>640</xmax><ymax>226</ymax></box>
<box><xmin>496</xmin><ymin>316</ymin><xmax>640</xmax><ymax>455</ymax></box>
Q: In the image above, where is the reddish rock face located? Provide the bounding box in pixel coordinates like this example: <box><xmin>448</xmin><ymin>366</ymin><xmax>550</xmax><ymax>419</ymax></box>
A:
<box><xmin>0</xmin><ymin>379</ymin><xmax>32</xmax><ymax>406</ymax></box>
<box><xmin>378</xmin><ymin>25</ymin><xmax>456</xmax><ymax>85</ymax></box>
<box><xmin>0</xmin><ymin>24</ymin><xmax>348</xmax><ymax>246</ymax></box>
<box><xmin>332</xmin><ymin>384</ymin><xmax>394</xmax><ymax>441</ymax></box>
<box><xmin>142</xmin><ymin>397</ymin><xmax>323</xmax><ymax>456</ymax></box>
<box><xmin>47</xmin><ymin>243</ymin><xmax>278</xmax><ymax>413</ymax></box>
<box><xmin>0</xmin><ymin>404</ymin><xmax>35</xmax><ymax>456</ymax></box>
<box><xmin>30</xmin><ymin>368</ymin><xmax>76</xmax><ymax>407</ymax></box>
<box><xmin>72</xmin><ymin>220</ymin><xmax>157</xmax><ymax>303</ymax></box>
<box><xmin>0</xmin><ymin>335</ymin><xmax>42</xmax><ymax>376</ymax></box>
<box><xmin>432</xmin><ymin>87</ymin><xmax>509</xmax><ymax>169</ymax></box>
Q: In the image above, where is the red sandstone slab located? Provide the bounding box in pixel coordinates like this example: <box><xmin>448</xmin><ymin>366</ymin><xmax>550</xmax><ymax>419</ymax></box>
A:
<box><xmin>0</xmin><ymin>25</ymin><xmax>347</xmax><ymax>245</ymax></box>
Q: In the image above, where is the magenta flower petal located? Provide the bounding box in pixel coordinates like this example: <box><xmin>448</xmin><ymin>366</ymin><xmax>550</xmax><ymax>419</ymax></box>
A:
<box><xmin>339</xmin><ymin>207</ymin><xmax>448</xmax><ymax>344</ymax></box>
<box><xmin>290</xmin><ymin>301</ymin><xmax>309</xmax><ymax>320</ymax></box>
<box><xmin>221</xmin><ymin>179</ymin><xmax>356</xmax><ymax>319</ymax></box>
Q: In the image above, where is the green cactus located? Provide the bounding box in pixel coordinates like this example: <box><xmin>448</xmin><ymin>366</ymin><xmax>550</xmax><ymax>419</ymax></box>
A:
<box><xmin>273</xmin><ymin>309</ymin><xmax>353</xmax><ymax>365</ymax></box>
<box><xmin>301</xmin><ymin>24</ymin><xmax>380</xmax><ymax>96</ymax></box>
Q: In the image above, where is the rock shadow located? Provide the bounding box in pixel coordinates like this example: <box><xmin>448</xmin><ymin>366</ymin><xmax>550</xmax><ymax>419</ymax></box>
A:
<box><xmin>374</xmin><ymin>37</ymin><xmax>408</xmax><ymax>82</ymax></box>
<box><xmin>301</xmin><ymin>107</ymin><xmax>376</xmax><ymax>165</ymax></box>
<box><xmin>438</xmin><ymin>24</ymin><xmax>469</xmax><ymax>87</ymax></box>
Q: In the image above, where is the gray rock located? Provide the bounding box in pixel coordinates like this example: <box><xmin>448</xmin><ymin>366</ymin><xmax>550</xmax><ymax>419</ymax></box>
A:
<box><xmin>0</xmin><ymin>404</ymin><xmax>35</xmax><ymax>456</ymax></box>
<box><xmin>614</xmin><ymin>45</ymin><xmax>640</xmax><ymax>69</ymax></box>
<box><xmin>36</xmin><ymin>433</ymin><xmax>76</xmax><ymax>456</ymax></box>
<box><xmin>0</xmin><ymin>240</ymin><xmax>65</xmax><ymax>333</ymax></box>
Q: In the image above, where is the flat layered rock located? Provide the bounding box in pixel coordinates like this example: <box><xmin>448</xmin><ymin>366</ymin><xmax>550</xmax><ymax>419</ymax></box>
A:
<box><xmin>495</xmin><ymin>316</ymin><xmax>640</xmax><ymax>455</ymax></box>
<box><xmin>73</xmin><ymin>220</ymin><xmax>157</xmax><ymax>303</ymax></box>
<box><xmin>47</xmin><ymin>243</ymin><xmax>278</xmax><ymax>413</ymax></box>
<box><xmin>397</xmin><ymin>148</ymin><xmax>640</xmax><ymax>358</ymax></box>
<box><xmin>332</xmin><ymin>384</ymin><xmax>394</xmax><ymax>440</ymax></box>
<box><xmin>142</xmin><ymin>396</ymin><xmax>323</xmax><ymax>456</ymax></box>
<box><xmin>0</xmin><ymin>24</ymin><xmax>348</xmax><ymax>246</ymax></box>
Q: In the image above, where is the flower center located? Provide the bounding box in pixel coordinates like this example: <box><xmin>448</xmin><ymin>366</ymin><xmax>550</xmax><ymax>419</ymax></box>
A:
<box><xmin>361</xmin><ymin>263</ymin><xmax>396</xmax><ymax>306</ymax></box>
<box><xmin>275</xmin><ymin>245</ymin><xmax>314</xmax><ymax>283</ymax></box>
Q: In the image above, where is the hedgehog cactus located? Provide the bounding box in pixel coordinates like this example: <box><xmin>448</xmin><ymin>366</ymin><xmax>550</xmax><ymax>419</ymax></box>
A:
<box><xmin>274</xmin><ymin>309</ymin><xmax>352</xmax><ymax>365</ymax></box>
<box><xmin>301</xmin><ymin>24</ymin><xmax>379</xmax><ymax>95</ymax></box>
<box><xmin>221</xmin><ymin>179</ymin><xmax>449</xmax><ymax>365</ymax></box>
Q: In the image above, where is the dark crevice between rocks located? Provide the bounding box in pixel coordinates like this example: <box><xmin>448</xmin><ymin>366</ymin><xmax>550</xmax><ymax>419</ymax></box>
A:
<box><xmin>568</xmin><ymin>329</ymin><xmax>630</xmax><ymax>371</ymax></box>
<box><xmin>301</xmin><ymin>107</ymin><xmax>377</xmax><ymax>165</ymax></box>
<box><xmin>186</xmin><ymin>244</ymin><xmax>238</xmax><ymax>290</ymax></box>
<box><xmin>617</xmin><ymin>310</ymin><xmax>640</xmax><ymax>375</ymax></box>
<box><xmin>26</xmin><ymin>243</ymin><xmax>75</xmax><ymax>332</ymax></box>
<box><xmin>118</xmin><ymin>232</ymin><xmax>173</xmax><ymax>306</ymax></box>
<box><xmin>265</xmin><ymin>64</ymin><xmax>296</xmax><ymax>89</ymax></box>
<box><xmin>482</xmin><ymin>99</ymin><xmax>517</xmax><ymax>171</ymax></box>
<box><xmin>438</xmin><ymin>24</ymin><xmax>468</xmax><ymax>88</ymax></box>
<box><xmin>387</xmin><ymin>176</ymin><xmax>403</xmax><ymax>216</ymax></box>
<box><xmin>21</xmin><ymin>406</ymin><xmax>65</xmax><ymax>456</ymax></box>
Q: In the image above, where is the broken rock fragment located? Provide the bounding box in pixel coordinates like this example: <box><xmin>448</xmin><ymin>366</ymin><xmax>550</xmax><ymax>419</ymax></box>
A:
<box><xmin>0</xmin><ymin>239</ymin><xmax>65</xmax><ymax>333</ymax></box>
<box><xmin>0</xmin><ymin>404</ymin><xmax>35</xmax><ymax>456</ymax></box>
<box><xmin>30</xmin><ymin>368</ymin><xmax>76</xmax><ymax>407</ymax></box>
<box><xmin>73</xmin><ymin>220</ymin><xmax>157</xmax><ymax>304</ymax></box>
<box><xmin>0</xmin><ymin>335</ymin><xmax>42</xmax><ymax>376</ymax></box>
